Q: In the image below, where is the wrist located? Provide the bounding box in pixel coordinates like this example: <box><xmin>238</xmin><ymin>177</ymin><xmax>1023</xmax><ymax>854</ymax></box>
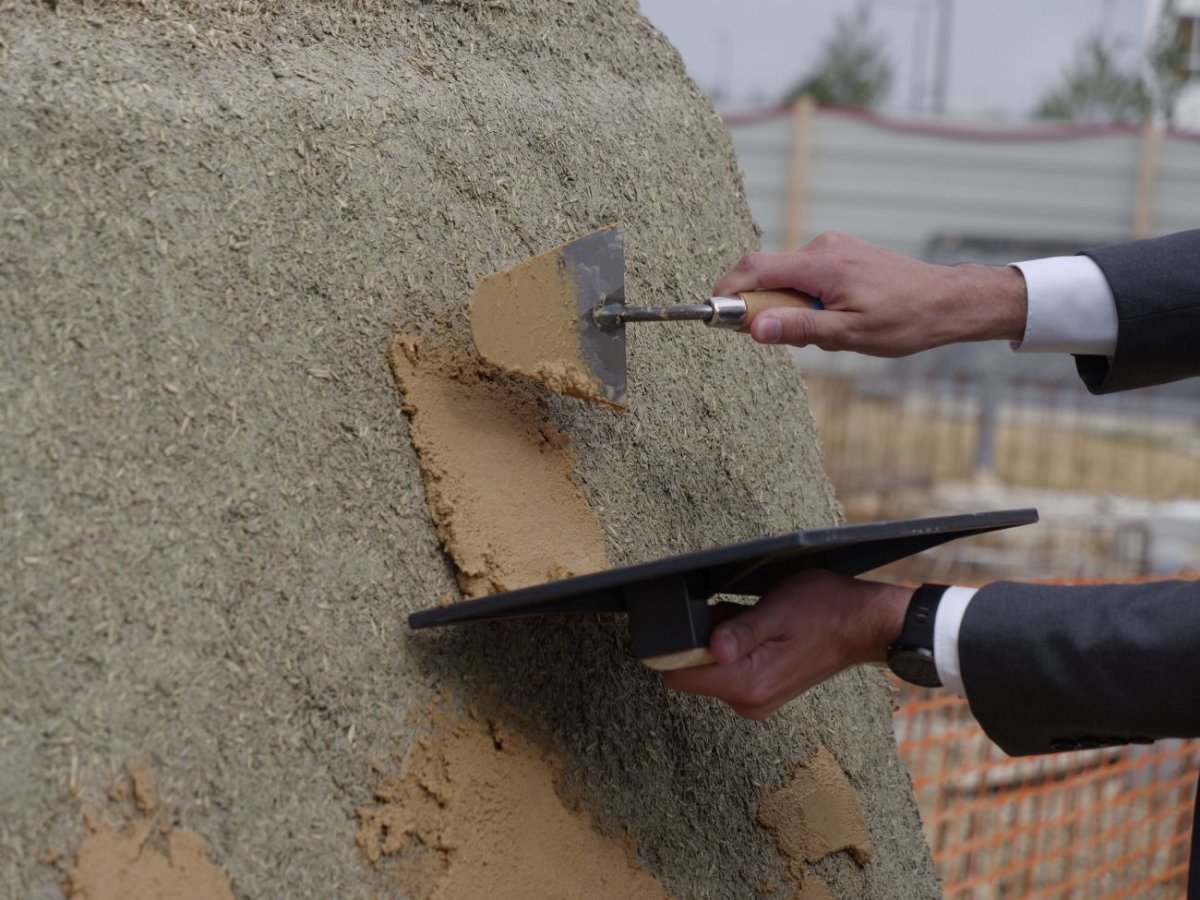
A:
<box><xmin>943</xmin><ymin>263</ymin><xmax>1028</xmax><ymax>344</ymax></box>
<box><xmin>843</xmin><ymin>581</ymin><xmax>910</xmax><ymax>665</ymax></box>
<box><xmin>887</xmin><ymin>583</ymin><xmax>949</xmax><ymax>687</ymax></box>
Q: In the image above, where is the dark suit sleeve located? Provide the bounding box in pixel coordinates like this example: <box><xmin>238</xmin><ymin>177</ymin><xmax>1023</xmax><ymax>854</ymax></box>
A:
<box><xmin>1073</xmin><ymin>229</ymin><xmax>1200</xmax><ymax>394</ymax></box>
<box><xmin>958</xmin><ymin>579</ymin><xmax>1200</xmax><ymax>757</ymax></box>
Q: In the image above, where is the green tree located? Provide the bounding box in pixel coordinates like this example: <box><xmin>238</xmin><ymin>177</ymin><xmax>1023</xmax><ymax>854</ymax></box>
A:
<box><xmin>1147</xmin><ymin>0</ymin><xmax>1190</xmax><ymax>123</ymax></box>
<box><xmin>786</xmin><ymin>2</ymin><xmax>894</xmax><ymax>108</ymax></box>
<box><xmin>1035</xmin><ymin>34</ymin><xmax>1151</xmax><ymax>124</ymax></box>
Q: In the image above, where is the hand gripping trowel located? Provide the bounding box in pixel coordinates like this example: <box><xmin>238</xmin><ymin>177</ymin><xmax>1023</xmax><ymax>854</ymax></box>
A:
<box><xmin>468</xmin><ymin>225</ymin><xmax>822</xmax><ymax>408</ymax></box>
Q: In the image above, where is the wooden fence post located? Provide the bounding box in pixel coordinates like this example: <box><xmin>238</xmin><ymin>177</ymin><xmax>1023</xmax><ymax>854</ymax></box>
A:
<box><xmin>784</xmin><ymin>95</ymin><xmax>816</xmax><ymax>251</ymax></box>
<box><xmin>1133</xmin><ymin>120</ymin><xmax>1160</xmax><ymax>239</ymax></box>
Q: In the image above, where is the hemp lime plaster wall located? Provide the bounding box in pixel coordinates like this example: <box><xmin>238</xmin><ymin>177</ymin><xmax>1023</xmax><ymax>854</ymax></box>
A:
<box><xmin>0</xmin><ymin>1</ymin><xmax>938</xmax><ymax>897</ymax></box>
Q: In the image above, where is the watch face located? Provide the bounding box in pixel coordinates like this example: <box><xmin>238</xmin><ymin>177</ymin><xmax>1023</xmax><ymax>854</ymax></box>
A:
<box><xmin>889</xmin><ymin>649</ymin><xmax>941</xmax><ymax>688</ymax></box>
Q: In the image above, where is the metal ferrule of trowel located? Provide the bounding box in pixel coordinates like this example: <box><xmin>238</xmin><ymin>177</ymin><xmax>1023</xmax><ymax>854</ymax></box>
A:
<box><xmin>592</xmin><ymin>291</ymin><xmax>823</xmax><ymax>332</ymax></box>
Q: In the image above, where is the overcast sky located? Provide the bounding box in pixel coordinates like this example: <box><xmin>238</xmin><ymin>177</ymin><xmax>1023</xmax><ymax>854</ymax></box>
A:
<box><xmin>638</xmin><ymin>0</ymin><xmax>1150</xmax><ymax>119</ymax></box>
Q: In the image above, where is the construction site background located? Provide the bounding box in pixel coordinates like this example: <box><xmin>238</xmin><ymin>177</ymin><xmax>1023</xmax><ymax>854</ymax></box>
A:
<box><xmin>805</xmin><ymin>369</ymin><xmax>1199</xmax><ymax>898</ymax></box>
<box><xmin>719</xmin><ymin>99</ymin><xmax>1200</xmax><ymax>898</ymax></box>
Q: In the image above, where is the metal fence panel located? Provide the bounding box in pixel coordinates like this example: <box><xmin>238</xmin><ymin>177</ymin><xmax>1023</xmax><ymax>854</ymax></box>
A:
<box><xmin>1156</xmin><ymin>136</ymin><xmax>1200</xmax><ymax>236</ymax></box>
<box><xmin>724</xmin><ymin>105</ymin><xmax>1198</xmax><ymax>258</ymax></box>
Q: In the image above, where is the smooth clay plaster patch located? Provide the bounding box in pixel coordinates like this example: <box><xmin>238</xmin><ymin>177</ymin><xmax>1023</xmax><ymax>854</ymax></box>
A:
<box><xmin>356</xmin><ymin>710</ymin><xmax>666</xmax><ymax>899</ymax></box>
<box><xmin>389</xmin><ymin>336</ymin><xmax>609</xmax><ymax>598</ymax></box>
<box><xmin>63</xmin><ymin>765</ymin><xmax>234</xmax><ymax>900</ymax></box>
<box><xmin>468</xmin><ymin>238</ymin><xmax>609</xmax><ymax>405</ymax></box>
<box><xmin>795</xmin><ymin>874</ymin><xmax>836</xmax><ymax>900</ymax></box>
<box><xmin>757</xmin><ymin>744</ymin><xmax>874</xmax><ymax>893</ymax></box>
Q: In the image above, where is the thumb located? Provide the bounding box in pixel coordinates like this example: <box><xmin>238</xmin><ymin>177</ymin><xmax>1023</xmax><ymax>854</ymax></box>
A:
<box><xmin>750</xmin><ymin>308</ymin><xmax>849</xmax><ymax>349</ymax></box>
<box><xmin>710</xmin><ymin>598</ymin><xmax>785</xmax><ymax>665</ymax></box>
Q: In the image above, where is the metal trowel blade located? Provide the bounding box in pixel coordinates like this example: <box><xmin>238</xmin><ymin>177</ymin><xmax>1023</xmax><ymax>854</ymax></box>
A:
<box><xmin>469</xmin><ymin>226</ymin><xmax>627</xmax><ymax>407</ymax></box>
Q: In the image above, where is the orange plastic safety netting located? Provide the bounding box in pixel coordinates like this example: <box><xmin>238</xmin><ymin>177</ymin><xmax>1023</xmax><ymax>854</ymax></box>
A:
<box><xmin>893</xmin><ymin>575</ymin><xmax>1198</xmax><ymax>899</ymax></box>
<box><xmin>895</xmin><ymin>684</ymin><xmax>1198</xmax><ymax>898</ymax></box>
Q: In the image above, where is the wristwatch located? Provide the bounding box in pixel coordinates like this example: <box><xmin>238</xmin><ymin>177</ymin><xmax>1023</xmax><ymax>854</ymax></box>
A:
<box><xmin>887</xmin><ymin>583</ymin><xmax>950</xmax><ymax>688</ymax></box>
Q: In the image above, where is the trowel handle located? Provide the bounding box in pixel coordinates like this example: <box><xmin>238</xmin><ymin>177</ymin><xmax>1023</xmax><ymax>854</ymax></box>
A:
<box><xmin>736</xmin><ymin>289</ymin><xmax>822</xmax><ymax>332</ymax></box>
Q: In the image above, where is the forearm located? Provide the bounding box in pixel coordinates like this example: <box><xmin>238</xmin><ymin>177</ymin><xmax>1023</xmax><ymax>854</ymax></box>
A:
<box><xmin>715</xmin><ymin>232</ymin><xmax>1028</xmax><ymax>355</ymax></box>
<box><xmin>1075</xmin><ymin>229</ymin><xmax>1200</xmax><ymax>393</ymax></box>
<box><xmin>960</xmin><ymin>580</ymin><xmax>1200</xmax><ymax>756</ymax></box>
<box><xmin>932</xmin><ymin>263</ymin><xmax>1028</xmax><ymax>346</ymax></box>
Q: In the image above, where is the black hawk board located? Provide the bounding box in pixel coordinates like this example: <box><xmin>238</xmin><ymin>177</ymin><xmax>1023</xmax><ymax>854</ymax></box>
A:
<box><xmin>409</xmin><ymin>508</ymin><xmax>1038</xmax><ymax>667</ymax></box>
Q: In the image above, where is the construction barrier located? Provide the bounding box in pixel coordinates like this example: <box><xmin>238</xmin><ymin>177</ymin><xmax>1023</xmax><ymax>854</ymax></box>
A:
<box><xmin>800</xmin><ymin>368</ymin><xmax>1200</xmax><ymax>894</ymax></box>
<box><xmin>894</xmin><ymin>683</ymin><xmax>1199</xmax><ymax>898</ymax></box>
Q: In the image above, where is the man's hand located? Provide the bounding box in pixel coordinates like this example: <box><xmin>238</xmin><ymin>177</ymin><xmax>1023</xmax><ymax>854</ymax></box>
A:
<box><xmin>662</xmin><ymin>570</ymin><xmax>910</xmax><ymax>720</ymax></box>
<box><xmin>714</xmin><ymin>232</ymin><xmax>1028</xmax><ymax>356</ymax></box>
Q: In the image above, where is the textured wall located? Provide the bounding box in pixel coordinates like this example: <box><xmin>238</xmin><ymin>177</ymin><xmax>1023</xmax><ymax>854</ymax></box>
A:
<box><xmin>0</xmin><ymin>2</ymin><xmax>936</xmax><ymax>897</ymax></box>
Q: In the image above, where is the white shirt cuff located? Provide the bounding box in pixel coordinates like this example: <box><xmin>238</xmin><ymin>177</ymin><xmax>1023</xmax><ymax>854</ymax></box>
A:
<box><xmin>934</xmin><ymin>585</ymin><xmax>976</xmax><ymax>696</ymax></box>
<box><xmin>1010</xmin><ymin>256</ymin><xmax>1117</xmax><ymax>355</ymax></box>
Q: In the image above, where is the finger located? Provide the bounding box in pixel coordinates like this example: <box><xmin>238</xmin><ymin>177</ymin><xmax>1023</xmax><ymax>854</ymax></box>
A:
<box><xmin>750</xmin><ymin>308</ymin><xmax>852</xmax><ymax>349</ymax></box>
<box><xmin>731</xmin><ymin>702</ymin><xmax>781</xmax><ymax>722</ymax></box>
<box><xmin>661</xmin><ymin>655</ymin><xmax>754</xmax><ymax>699</ymax></box>
<box><xmin>709</xmin><ymin>593</ymin><xmax>793</xmax><ymax>665</ymax></box>
<box><xmin>713</xmin><ymin>252</ymin><xmax>818</xmax><ymax>298</ymax></box>
<box><xmin>663</xmin><ymin>640</ymin><xmax>796</xmax><ymax>715</ymax></box>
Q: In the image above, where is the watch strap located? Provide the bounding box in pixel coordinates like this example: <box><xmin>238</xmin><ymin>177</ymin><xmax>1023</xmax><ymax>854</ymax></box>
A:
<box><xmin>888</xmin><ymin>582</ymin><xmax>950</xmax><ymax>686</ymax></box>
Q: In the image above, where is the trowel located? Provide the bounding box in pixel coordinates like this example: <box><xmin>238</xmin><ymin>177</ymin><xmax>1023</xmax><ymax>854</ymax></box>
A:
<box><xmin>469</xmin><ymin>226</ymin><xmax>821</xmax><ymax>407</ymax></box>
<box><xmin>410</xmin><ymin>509</ymin><xmax>1038</xmax><ymax>671</ymax></box>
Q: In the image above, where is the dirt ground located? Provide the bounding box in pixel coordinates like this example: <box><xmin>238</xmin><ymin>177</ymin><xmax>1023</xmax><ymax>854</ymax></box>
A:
<box><xmin>0</xmin><ymin>2</ymin><xmax>937</xmax><ymax>897</ymax></box>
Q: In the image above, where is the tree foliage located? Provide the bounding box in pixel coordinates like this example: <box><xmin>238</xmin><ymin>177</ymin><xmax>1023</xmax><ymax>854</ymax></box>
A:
<box><xmin>1147</xmin><ymin>0</ymin><xmax>1190</xmax><ymax>123</ymax></box>
<box><xmin>1034</xmin><ymin>34</ymin><xmax>1150</xmax><ymax>124</ymax></box>
<box><xmin>786</xmin><ymin>2</ymin><xmax>894</xmax><ymax>108</ymax></box>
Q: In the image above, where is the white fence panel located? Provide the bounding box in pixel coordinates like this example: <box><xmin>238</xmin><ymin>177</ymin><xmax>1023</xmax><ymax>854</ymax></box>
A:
<box><xmin>724</xmin><ymin>104</ymin><xmax>1200</xmax><ymax>260</ymax></box>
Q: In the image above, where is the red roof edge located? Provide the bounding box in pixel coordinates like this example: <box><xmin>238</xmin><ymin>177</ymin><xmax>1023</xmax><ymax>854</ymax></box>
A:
<box><xmin>720</xmin><ymin>102</ymin><xmax>1200</xmax><ymax>143</ymax></box>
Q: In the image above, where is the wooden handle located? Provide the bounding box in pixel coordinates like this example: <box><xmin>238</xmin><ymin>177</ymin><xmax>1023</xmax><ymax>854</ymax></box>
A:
<box><xmin>737</xmin><ymin>289</ymin><xmax>819</xmax><ymax>332</ymax></box>
<box><xmin>640</xmin><ymin>647</ymin><xmax>717</xmax><ymax>671</ymax></box>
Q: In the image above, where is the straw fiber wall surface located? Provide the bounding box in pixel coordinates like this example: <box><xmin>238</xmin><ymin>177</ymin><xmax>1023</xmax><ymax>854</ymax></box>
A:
<box><xmin>0</xmin><ymin>2</ymin><xmax>935</xmax><ymax>896</ymax></box>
